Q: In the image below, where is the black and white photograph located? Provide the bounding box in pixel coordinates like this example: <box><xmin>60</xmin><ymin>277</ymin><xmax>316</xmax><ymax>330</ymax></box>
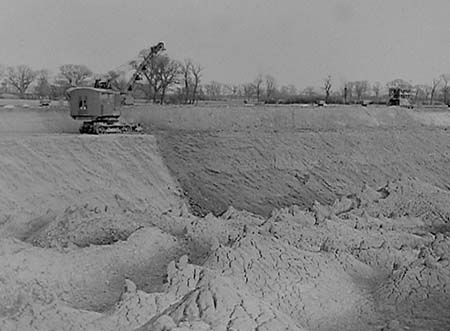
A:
<box><xmin>0</xmin><ymin>1</ymin><xmax>449</xmax><ymax>330</ymax></box>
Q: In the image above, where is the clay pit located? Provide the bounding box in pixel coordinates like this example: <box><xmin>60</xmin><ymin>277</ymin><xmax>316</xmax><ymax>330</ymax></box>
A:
<box><xmin>0</xmin><ymin>105</ymin><xmax>450</xmax><ymax>331</ymax></box>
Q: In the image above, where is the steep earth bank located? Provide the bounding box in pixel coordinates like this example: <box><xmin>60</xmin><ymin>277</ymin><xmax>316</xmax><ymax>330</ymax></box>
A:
<box><xmin>157</xmin><ymin>127</ymin><xmax>450</xmax><ymax>217</ymax></box>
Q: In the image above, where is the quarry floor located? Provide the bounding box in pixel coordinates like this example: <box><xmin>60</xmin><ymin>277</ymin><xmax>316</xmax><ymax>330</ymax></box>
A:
<box><xmin>0</xmin><ymin>104</ymin><xmax>449</xmax><ymax>331</ymax></box>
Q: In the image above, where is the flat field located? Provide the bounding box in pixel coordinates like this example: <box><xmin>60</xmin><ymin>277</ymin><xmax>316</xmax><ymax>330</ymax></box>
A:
<box><xmin>1</xmin><ymin>103</ymin><xmax>450</xmax><ymax>331</ymax></box>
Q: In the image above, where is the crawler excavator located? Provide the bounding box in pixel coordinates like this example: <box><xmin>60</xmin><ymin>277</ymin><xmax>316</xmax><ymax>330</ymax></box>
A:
<box><xmin>67</xmin><ymin>42</ymin><xmax>165</xmax><ymax>134</ymax></box>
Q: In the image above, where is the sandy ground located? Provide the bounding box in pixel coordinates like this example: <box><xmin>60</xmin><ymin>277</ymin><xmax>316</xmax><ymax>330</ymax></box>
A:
<box><xmin>0</xmin><ymin>104</ymin><xmax>449</xmax><ymax>330</ymax></box>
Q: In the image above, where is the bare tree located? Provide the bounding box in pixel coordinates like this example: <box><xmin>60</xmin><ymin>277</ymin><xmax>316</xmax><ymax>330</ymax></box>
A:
<box><xmin>222</xmin><ymin>84</ymin><xmax>233</xmax><ymax>97</ymax></box>
<box><xmin>430</xmin><ymin>77</ymin><xmax>441</xmax><ymax>105</ymax></box>
<box><xmin>159</xmin><ymin>58</ymin><xmax>180</xmax><ymax>104</ymax></box>
<box><xmin>58</xmin><ymin>64</ymin><xmax>92</xmax><ymax>87</ymax></box>
<box><xmin>303</xmin><ymin>86</ymin><xmax>315</xmax><ymax>100</ymax></box>
<box><xmin>34</xmin><ymin>69</ymin><xmax>52</xmax><ymax>97</ymax></box>
<box><xmin>0</xmin><ymin>64</ymin><xmax>4</xmax><ymax>83</ymax></box>
<box><xmin>265</xmin><ymin>75</ymin><xmax>276</xmax><ymax>100</ymax></box>
<box><xmin>339</xmin><ymin>83</ymin><xmax>347</xmax><ymax>104</ymax></box>
<box><xmin>346</xmin><ymin>82</ymin><xmax>355</xmax><ymax>103</ymax></box>
<box><xmin>279</xmin><ymin>86</ymin><xmax>288</xmax><ymax>97</ymax></box>
<box><xmin>254</xmin><ymin>74</ymin><xmax>263</xmax><ymax>102</ymax></box>
<box><xmin>413</xmin><ymin>85</ymin><xmax>422</xmax><ymax>104</ymax></box>
<box><xmin>440</xmin><ymin>74</ymin><xmax>450</xmax><ymax>105</ymax></box>
<box><xmin>339</xmin><ymin>82</ymin><xmax>351</xmax><ymax>104</ymax></box>
<box><xmin>372</xmin><ymin>82</ymin><xmax>381</xmax><ymax>103</ymax></box>
<box><xmin>7</xmin><ymin>65</ymin><xmax>37</xmax><ymax>98</ymax></box>
<box><xmin>323</xmin><ymin>75</ymin><xmax>332</xmax><ymax>103</ymax></box>
<box><xmin>414</xmin><ymin>84</ymin><xmax>431</xmax><ymax>104</ymax></box>
<box><xmin>287</xmin><ymin>84</ymin><xmax>297</xmax><ymax>96</ymax></box>
<box><xmin>0</xmin><ymin>65</ymin><xmax>6</xmax><ymax>93</ymax></box>
<box><xmin>181</xmin><ymin>59</ymin><xmax>192</xmax><ymax>104</ymax></box>
<box><xmin>277</xmin><ymin>85</ymin><xmax>296</xmax><ymax>101</ymax></box>
<box><xmin>204</xmin><ymin>81</ymin><xmax>222</xmax><ymax>99</ymax></box>
<box><xmin>242</xmin><ymin>83</ymin><xmax>255</xmax><ymax>101</ymax></box>
<box><xmin>353</xmin><ymin>81</ymin><xmax>369</xmax><ymax>102</ymax></box>
<box><xmin>50</xmin><ymin>75</ymin><xmax>70</xmax><ymax>99</ymax></box>
<box><xmin>231</xmin><ymin>85</ymin><xmax>240</xmax><ymax>98</ymax></box>
<box><xmin>190</xmin><ymin>63</ymin><xmax>203</xmax><ymax>104</ymax></box>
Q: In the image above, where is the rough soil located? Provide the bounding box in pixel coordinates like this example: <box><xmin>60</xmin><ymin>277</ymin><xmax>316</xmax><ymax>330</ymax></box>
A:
<box><xmin>0</xmin><ymin>105</ymin><xmax>449</xmax><ymax>331</ymax></box>
<box><xmin>157</xmin><ymin>127</ymin><xmax>450</xmax><ymax>217</ymax></box>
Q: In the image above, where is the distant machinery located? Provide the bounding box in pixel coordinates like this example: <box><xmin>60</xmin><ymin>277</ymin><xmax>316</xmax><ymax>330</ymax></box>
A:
<box><xmin>67</xmin><ymin>42</ymin><xmax>165</xmax><ymax>134</ymax></box>
<box><xmin>388</xmin><ymin>87</ymin><xmax>413</xmax><ymax>108</ymax></box>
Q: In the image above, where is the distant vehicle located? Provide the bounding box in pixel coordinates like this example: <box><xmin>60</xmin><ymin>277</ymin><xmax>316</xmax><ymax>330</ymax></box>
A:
<box><xmin>361</xmin><ymin>100</ymin><xmax>373</xmax><ymax>107</ymax></box>
<box><xmin>67</xmin><ymin>41</ymin><xmax>165</xmax><ymax>134</ymax></box>
<box><xmin>39</xmin><ymin>97</ymin><xmax>51</xmax><ymax>107</ymax></box>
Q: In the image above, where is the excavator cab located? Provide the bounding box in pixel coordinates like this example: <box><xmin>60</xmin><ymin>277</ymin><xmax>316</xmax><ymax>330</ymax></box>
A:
<box><xmin>67</xmin><ymin>87</ymin><xmax>120</xmax><ymax>120</ymax></box>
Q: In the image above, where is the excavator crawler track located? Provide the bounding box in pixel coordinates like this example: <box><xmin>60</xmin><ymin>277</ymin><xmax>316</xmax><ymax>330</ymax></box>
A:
<box><xmin>79</xmin><ymin>120</ymin><xmax>143</xmax><ymax>135</ymax></box>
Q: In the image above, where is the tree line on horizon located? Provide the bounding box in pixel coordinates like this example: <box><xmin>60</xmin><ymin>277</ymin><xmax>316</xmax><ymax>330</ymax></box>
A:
<box><xmin>1</xmin><ymin>49</ymin><xmax>450</xmax><ymax>106</ymax></box>
<box><xmin>207</xmin><ymin>75</ymin><xmax>450</xmax><ymax>106</ymax></box>
<box><xmin>0</xmin><ymin>49</ymin><xmax>204</xmax><ymax>104</ymax></box>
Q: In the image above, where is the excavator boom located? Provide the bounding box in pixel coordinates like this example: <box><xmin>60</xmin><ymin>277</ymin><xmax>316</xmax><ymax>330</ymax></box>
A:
<box><xmin>126</xmin><ymin>41</ymin><xmax>165</xmax><ymax>92</ymax></box>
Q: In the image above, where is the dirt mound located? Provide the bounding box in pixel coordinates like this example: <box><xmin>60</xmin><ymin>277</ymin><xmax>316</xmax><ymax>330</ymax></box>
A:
<box><xmin>135</xmin><ymin>256</ymin><xmax>304</xmax><ymax>331</ymax></box>
<box><xmin>0</xmin><ymin>227</ymin><xmax>181</xmax><ymax>313</ymax></box>
<box><xmin>374</xmin><ymin>237</ymin><xmax>450</xmax><ymax>330</ymax></box>
<box><xmin>23</xmin><ymin>205</ymin><xmax>146</xmax><ymax>248</ymax></box>
<box><xmin>3</xmin><ymin>199</ymin><xmax>449</xmax><ymax>330</ymax></box>
<box><xmin>355</xmin><ymin>177</ymin><xmax>450</xmax><ymax>229</ymax></box>
<box><xmin>205</xmin><ymin>233</ymin><xmax>377</xmax><ymax>330</ymax></box>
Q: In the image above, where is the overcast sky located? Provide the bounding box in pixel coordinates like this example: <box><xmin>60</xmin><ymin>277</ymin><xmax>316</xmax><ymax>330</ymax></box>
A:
<box><xmin>1</xmin><ymin>0</ymin><xmax>450</xmax><ymax>89</ymax></box>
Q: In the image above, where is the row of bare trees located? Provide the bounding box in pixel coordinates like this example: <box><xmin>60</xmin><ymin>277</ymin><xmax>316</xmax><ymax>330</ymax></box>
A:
<box><xmin>200</xmin><ymin>75</ymin><xmax>377</xmax><ymax>104</ymax></box>
<box><xmin>321</xmin><ymin>76</ymin><xmax>450</xmax><ymax>105</ymax></box>
<box><xmin>0</xmin><ymin>48</ymin><xmax>204</xmax><ymax>104</ymax></box>
<box><xmin>198</xmin><ymin>73</ymin><xmax>450</xmax><ymax>106</ymax></box>
<box><xmin>3</xmin><ymin>58</ymin><xmax>450</xmax><ymax>106</ymax></box>
<box><xmin>230</xmin><ymin>74</ymin><xmax>278</xmax><ymax>102</ymax></box>
<box><xmin>0</xmin><ymin>64</ymin><xmax>94</xmax><ymax>98</ymax></box>
<box><xmin>383</xmin><ymin>76</ymin><xmax>450</xmax><ymax>105</ymax></box>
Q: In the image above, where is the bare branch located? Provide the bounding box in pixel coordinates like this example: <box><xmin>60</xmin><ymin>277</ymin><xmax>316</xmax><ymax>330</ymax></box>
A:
<box><xmin>6</xmin><ymin>65</ymin><xmax>37</xmax><ymax>97</ymax></box>
<box><xmin>323</xmin><ymin>75</ymin><xmax>332</xmax><ymax>103</ymax></box>
<box><xmin>58</xmin><ymin>64</ymin><xmax>92</xmax><ymax>87</ymax></box>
